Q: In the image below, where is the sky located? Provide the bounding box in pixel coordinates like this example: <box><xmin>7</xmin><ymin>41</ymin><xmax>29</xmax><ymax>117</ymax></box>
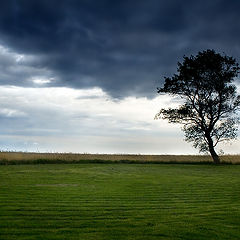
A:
<box><xmin>0</xmin><ymin>0</ymin><xmax>240</xmax><ymax>154</ymax></box>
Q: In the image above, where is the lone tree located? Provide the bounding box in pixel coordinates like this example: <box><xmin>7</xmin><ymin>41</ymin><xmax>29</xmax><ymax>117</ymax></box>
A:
<box><xmin>155</xmin><ymin>50</ymin><xmax>240</xmax><ymax>164</ymax></box>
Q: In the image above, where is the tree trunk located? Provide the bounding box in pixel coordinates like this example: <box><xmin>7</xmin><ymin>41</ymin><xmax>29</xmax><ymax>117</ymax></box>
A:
<box><xmin>209</xmin><ymin>145</ymin><xmax>220</xmax><ymax>164</ymax></box>
<box><xmin>208</xmin><ymin>140</ymin><xmax>220</xmax><ymax>164</ymax></box>
<box><xmin>206</xmin><ymin>132</ymin><xmax>220</xmax><ymax>164</ymax></box>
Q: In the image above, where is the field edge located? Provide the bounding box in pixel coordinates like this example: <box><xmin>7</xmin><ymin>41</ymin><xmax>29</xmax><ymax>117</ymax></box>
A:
<box><xmin>0</xmin><ymin>152</ymin><xmax>239</xmax><ymax>165</ymax></box>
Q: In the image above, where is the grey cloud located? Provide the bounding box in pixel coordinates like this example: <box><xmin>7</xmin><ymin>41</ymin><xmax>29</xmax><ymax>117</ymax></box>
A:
<box><xmin>0</xmin><ymin>45</ymin><xmax>56</xmax><ymax>87</ymax></box>
<box><xmin>0</xmin><ymin>0</ymin><xmax>239</xmax><ymax>97</ymax></box>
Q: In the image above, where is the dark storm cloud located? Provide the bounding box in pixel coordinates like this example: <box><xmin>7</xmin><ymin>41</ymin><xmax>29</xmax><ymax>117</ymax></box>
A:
<box><xmin>0</xmin><ymin>0</ymin><xmax>240</xmax><ymax>97</ymax></box>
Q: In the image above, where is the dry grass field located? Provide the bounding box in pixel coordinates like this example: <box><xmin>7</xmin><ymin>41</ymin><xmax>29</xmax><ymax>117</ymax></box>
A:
<box><xmin>0</xmin><ymin>151</ymin><xmax>239</xmax><ymax>164</ymax></box>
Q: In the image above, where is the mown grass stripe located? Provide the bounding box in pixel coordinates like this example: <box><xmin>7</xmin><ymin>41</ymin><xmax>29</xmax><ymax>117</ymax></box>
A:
<box><xmin>1</xmin><ymin>164</ymin><xmax>240</xmax><ymax>240</ymax></box>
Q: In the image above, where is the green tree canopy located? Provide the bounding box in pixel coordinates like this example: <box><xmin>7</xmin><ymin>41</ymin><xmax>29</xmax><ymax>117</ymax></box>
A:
<box><xmin>156</xmin><ymin>50</ymin><xmax>240</xmax><ymax>163</ymax></box>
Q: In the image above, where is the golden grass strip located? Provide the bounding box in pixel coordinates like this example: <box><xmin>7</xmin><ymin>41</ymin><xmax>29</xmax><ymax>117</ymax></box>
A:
<box><xmin>0</xmin><ymin>151</ymin><xmax>239</xmax><ymax>164</ymax></box>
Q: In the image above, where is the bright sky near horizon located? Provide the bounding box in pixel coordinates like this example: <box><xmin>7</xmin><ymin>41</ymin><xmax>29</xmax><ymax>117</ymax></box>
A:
<box><xmin>0</xmin><ymin>0</ymin><xmax>240</xmax><ymax>154</ymax></box>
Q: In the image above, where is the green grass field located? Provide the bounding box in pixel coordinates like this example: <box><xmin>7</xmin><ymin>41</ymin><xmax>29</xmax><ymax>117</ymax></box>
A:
<box><xmin>1</xmin><ymin>164</ymin><xmax>240</xmax><ymax>240</ymax></box>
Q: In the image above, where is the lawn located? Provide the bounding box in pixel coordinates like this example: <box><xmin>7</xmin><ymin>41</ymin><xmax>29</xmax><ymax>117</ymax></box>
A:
<box><xmin>0</xmin><ymin>164</ymin><xmax>240</xmax><ymax>240</ymax></box>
